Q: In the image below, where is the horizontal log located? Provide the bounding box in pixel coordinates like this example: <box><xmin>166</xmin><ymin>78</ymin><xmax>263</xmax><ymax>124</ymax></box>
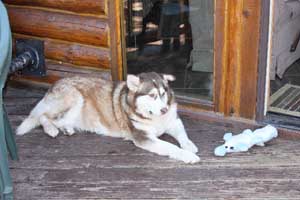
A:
<box><xmin>45</xmin><ymin>60</ymin><xmax>111</xmax><ymax>79</ymax></box>
<box><xmin>14</xmin><ymin>34</ymin><xmax>111</xmax><ymax>69</ymax></box>
<box><xmin>4</xmin><ymin>0</ymin><xmax>107</xmax><ymax>16</ymax></box>
<box><xmin>7</xmin><ymin>5</ymin><xmax>109</xmax><ymax>47</ymax></box>
<box><xmin>10</xmin><ymin>60</ymin><xmax>111</xmax><ymax>87</ymax></box>
<box><xmin>11</xmin><ymin>74</ymin><xmax>60</xmax><ymax>86</ymax></box>
<box><xmin>45</xmin><ymin>41</ymin><xmax>110</xmax><ymax>69</ymax></box>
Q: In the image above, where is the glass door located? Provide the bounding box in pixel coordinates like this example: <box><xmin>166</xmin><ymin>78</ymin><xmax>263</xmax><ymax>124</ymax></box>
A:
<box><xmin>123</xmin><ymin>0</ymin><xmax>214</xmax><ymax>101</ymax></box>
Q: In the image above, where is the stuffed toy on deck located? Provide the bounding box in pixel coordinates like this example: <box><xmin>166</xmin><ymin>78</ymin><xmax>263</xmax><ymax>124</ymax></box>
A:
<box><xmin>214</xmin><ymin>125</ymin><xmax>278</xmax><ymax>156</ymax></box>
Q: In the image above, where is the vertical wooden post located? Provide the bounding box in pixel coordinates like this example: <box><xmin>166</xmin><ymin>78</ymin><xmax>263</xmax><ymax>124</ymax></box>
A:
<box><xmin>256</xmin><ymin>0</ymin><xmax>270</xmax><ymax>121</ymax></box>
<box><xmin>108</xmin><ymin>0</ymin><xmax>125</xmax><ymax>81</ymax></box>
<box><xmin>215</xmin><ymin>0</ymin><xmax>262</xmax><ymax>119</ymax></box>
<box><xmin>214</xmin><ymin>0</ymin><xmax>230</xmax><ymax>115</ymax></box>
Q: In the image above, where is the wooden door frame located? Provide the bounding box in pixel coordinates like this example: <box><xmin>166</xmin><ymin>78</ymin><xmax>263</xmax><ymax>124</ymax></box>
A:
<box><xmin>215</xmin><ymin>0</ymin><xmax>262</xmax><ymax>119</ymax></box>
<box><xmin>256</xmin><ymin>1</ymin><xmax>300</xmax><ymax>131</ymax></box>
<box><xmin>214</xmin><ymin>0</ymin><xmax>227</xmax><ymax>114</ymax></box>
<box><xmin>108</xmin><ymin>0</ymin><xmax>126</xmax><ymax>81</ymax></box>
<box><xmin>256</xmin><ymin>0</ymin><xmax>271</xmax><ymax>122</ymax></box>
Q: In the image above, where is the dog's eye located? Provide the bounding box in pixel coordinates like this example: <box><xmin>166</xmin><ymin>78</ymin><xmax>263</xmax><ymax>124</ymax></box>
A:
<box><xmin>149</xmin><ymin>94</ymin><xmax>157</xmax><ymax>99</ymax></box>
<box><xmin>230</xmin><ymin>147</ymin><xmax>234</xmax><ymax>150</ymax></box>
<box><xmin>225</xmin><ymin>146</ymin><xmax>228</xmax><ymax>149</ymax></box>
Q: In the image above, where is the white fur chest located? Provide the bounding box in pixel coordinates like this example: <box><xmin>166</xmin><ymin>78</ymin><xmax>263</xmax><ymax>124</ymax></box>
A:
<box><xmin>152</xmin><ymin>104</ymin><xmax>178</xmax><ymax>136</ymax></box>
<box><xmin>131</xmin><ymin>103</ymin><xmax>178</xmax><ymax>137</ymax></box>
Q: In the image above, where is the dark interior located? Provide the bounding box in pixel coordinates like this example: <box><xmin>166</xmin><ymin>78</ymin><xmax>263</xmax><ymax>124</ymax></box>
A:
<box><xmin>124</xmin><ymin>0</ymin><xmax>214</xmax><ymax>101</ymax></box>
<box><xmin>268</xmin><ymin>58</ymin><xmax>300</xmax><ymax>129</ymax></box>
<box><xmin>267</xmin><ymin>0</ymin><xmax>300</xmax><ymax>127</ymax></box>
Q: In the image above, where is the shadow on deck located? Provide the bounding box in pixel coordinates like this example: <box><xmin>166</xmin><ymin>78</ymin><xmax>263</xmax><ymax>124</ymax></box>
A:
<box><xmin>5</xmin><ymin>83</ymin><xmax>300</xmax><ymax>200</ymax></box>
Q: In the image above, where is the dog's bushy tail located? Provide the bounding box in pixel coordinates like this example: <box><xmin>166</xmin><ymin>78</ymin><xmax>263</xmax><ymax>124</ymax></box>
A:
<box><xmin>16</xmin><ymin>117</ymin><xmax>40</xmax><ymax>135</ymax></box>
<box><xmin>16</xmin><ymin>99</ymin><xmax>46</xmax><ymax>135</ymax></box>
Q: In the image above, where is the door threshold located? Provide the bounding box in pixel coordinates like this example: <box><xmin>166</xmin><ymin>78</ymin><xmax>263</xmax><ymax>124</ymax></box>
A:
<box><xmin>265</xmin><ymin>112</ymin><xmax>300</xmax><ymax>131</ymax></box>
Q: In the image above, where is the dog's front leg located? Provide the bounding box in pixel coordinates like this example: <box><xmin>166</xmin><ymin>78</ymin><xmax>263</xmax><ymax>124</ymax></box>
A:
<box><xmin>166</xmin><ymin>118</ymin><xmax>198</xmax><ymax>153</ymax></box>
<box><xmin>134</xmin><ymin>136</ymin><xmax>200</xmax><ymax>164</ymax></box>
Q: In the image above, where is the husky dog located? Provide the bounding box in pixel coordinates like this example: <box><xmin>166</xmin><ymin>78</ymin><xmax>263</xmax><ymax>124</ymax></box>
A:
<box><xmin>17</xmin><ymin>72</ymin><xmax>200</xmax><ymax>163</ymax></box>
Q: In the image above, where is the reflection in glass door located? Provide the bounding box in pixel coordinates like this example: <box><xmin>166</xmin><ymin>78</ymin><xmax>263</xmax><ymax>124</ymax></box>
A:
<box><xmin>124</xmin><ymin>0</ymin><xmax>214</xmax><ymax>100</ymax></box>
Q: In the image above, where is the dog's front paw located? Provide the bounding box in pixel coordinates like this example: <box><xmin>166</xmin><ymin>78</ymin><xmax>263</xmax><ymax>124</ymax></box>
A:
<box><xmin>63</xmin><ymin>126</ymin><xmax>75</xmax><ymax>136</ymax></box>
<box><xmin>181</xmin><ymin>140</ymin><xmax>198</xmax><ymax>153</ymax></box>
<box><xmin>44</xmin><ymin>126</ymin><xmax>59</xmax><ymax>138</ymax></box>
<box><xmin>173</xmin><ymin>150</ymin><xmax>200</xmax><ymax>164</ymax></box>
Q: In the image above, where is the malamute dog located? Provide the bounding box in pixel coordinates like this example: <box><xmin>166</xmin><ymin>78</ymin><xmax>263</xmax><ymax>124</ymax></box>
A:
<box><xmin>17</xmin><ymin>72</ymin><xmax>200</xmax><ymax>163</ymax></box>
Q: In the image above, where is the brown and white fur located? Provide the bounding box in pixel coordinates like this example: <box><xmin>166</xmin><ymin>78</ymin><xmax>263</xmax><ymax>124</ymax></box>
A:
<box><xmin>17</xmin><ymin>72</ymin><xmax>200</xmax><ymax>163</ymax></box>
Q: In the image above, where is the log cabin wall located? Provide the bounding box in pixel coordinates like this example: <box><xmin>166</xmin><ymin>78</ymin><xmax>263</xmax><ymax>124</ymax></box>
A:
<box><xmin>4</xmin><ymin>0</ymin><xmax>263</xmax><ymax>120</ymax></box>
<box><xmin>4</xmin><ymin>0</ymin><xmax>123</xmax><ymax>83</ymax></box>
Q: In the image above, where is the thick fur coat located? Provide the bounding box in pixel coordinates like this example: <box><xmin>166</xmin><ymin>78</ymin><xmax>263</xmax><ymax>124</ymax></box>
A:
<box><xmin>17</xmin><ymin>72</ymin><xmax>200</xmax><ymax>163</ymax></box>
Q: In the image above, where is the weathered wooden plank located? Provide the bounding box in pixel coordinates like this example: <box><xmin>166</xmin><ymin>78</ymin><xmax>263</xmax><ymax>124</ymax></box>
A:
<box><xmin>11</xmin><ymin>129</ymin><xmax>287</xmax><ymax>154</ymax></box>
<box><xmin>8</xmin><ymin>120</ymin><xmax>296</xmax><ymax>163</ymax></box>
<box><xmin>7</xmin><ymin>108</ymin><xmax>294</xmax><ymax>159</ymax></box>
<box><xmin>4</xmin><ymin>0</ymin><xmax>107</xmax><ymax>16</ymax></box>
<box><xmin>7</xmin><ymin>5</ymin><xmax>109</xmax><ymax>47</ymax></box>
<box><xmin>4</xmin><ymin>87</ymin><xmax>45</xmax><ymax>98</ymax></box>
<box><xmin>9</xmin><ymin>127</ymin><xmax>300</xmax><ymax>200</ymax></box>
<box><xmin>13</xmin><ymin>139</ymin><xmax>297</xmax><ymax>167</ymax></box>
<box><xmin>9</xmin><ymin>150</ymin><xmax>300</xmax><ymax>170</ymax></box>
<box><xmin>11</xmin><ymin>180</ymin><xmax>300</xmax><ymax>200</ymax></box>
<box><xmin>5</xmin><ymin>97</ymin><xmax>40</xmax><ymax>115</ymax></box>
<box><xmin>13</xmin><ymin>34</ymin><xmax>111</xmax><ymax>69</ymax></box>
<box><xmin>5</xmin><ymin>98</ymin><xmax>41</xmax><ymax>106</ymax></box>
<box><xmin>10</xmin><ymin>165</ymin><xmax>300</xmax><ymax>183</ymax></box>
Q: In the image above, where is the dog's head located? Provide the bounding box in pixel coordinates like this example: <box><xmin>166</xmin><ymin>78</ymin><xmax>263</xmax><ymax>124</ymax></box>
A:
<box><xmin>126</xmin><ymin>72</ymin><xmax>175</xmax><ymax>118</ymax></box>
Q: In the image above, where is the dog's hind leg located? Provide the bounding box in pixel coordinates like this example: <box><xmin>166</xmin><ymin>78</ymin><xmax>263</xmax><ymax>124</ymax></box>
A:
<box><xmin>17</xmin><ymin>98</ymin><xmax>52</xmax><ymax>136</ymax></box>
<box><xmin>17</xmin><ymin>90</ymin><xmax>73</xmax><ymax>137</ymax></box>
<box><xmin>39</xmin><ymin>115</ymin><xmax>59</xmax><ymax>138</ymax></box>
<box><xmin>53</xmin><ymin>95</ymin><xmax>84</xmax><ymax>136</ymax></box>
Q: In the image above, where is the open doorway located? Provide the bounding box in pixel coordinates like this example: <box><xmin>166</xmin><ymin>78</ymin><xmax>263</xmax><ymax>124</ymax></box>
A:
<box><xmin>123</xmin><ymin>0</ymin><xmax>214</xmax><ymax>101</ymax></box>
<box><xmin>267</xmin><ymin>0</ymin><xmax>300</xmax><ymax>127</ymax></box>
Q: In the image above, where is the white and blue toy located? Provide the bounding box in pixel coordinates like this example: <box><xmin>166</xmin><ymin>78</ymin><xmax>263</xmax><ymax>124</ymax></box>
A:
<box><xmin>214</xmin><ymin>125</ymin><xmax>278</xmax><ymax>156</ymax></box>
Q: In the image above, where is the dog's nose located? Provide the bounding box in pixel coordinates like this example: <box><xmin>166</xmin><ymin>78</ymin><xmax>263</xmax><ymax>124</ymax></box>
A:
<box><xmin>160</xmin><ymin>107</ymin><xmax>168</xmax><ymax>115</ymax></box>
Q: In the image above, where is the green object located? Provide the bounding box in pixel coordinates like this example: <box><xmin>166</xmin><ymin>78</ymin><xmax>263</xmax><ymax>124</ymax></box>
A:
<box><xmin>0</xmin><ymin>1</ymin><xmax>18</xmax><ymax>200</ymax></box>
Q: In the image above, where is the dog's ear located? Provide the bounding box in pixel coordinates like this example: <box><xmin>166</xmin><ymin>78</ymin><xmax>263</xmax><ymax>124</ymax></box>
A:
<box><xmin>162</xmin><ymin>74</ymin><xmax>176</xmax><ymax>82</ymax></box>
<box><xmin>127</xmin><ymin>74</ymin><xmax>140</xmax><ymax>92</ymax></box>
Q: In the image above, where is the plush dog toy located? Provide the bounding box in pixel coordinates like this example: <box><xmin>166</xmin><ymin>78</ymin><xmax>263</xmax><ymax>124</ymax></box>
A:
<box><xmin>214</xmin><ymin>125</ymin><xmax>278</xmax><ymax>156</ymax></box>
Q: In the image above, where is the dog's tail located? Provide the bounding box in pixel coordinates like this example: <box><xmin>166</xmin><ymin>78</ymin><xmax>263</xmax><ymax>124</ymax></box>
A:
<box><xmin>16</xmin><ymin>117</ymin><xmax>40</xmax><ymax>136</ymax></box>
<box><xmin>16</xmin><ymin>99</ymin><xmax>47</xmax><ymax>135</ymax></box>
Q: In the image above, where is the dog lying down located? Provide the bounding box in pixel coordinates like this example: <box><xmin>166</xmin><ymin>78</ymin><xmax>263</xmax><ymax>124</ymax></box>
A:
<box><xmin>17</xmin><ymin>72</ymin><xmax>200</xmax><ymax>164</ymax></box>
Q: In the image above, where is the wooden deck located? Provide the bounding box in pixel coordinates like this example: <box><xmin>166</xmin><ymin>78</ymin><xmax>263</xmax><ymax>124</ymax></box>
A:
<box><xmin>4</xmin><ymin>83</ymin><xmax>300</xmax><ymax>200</ymax></box>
